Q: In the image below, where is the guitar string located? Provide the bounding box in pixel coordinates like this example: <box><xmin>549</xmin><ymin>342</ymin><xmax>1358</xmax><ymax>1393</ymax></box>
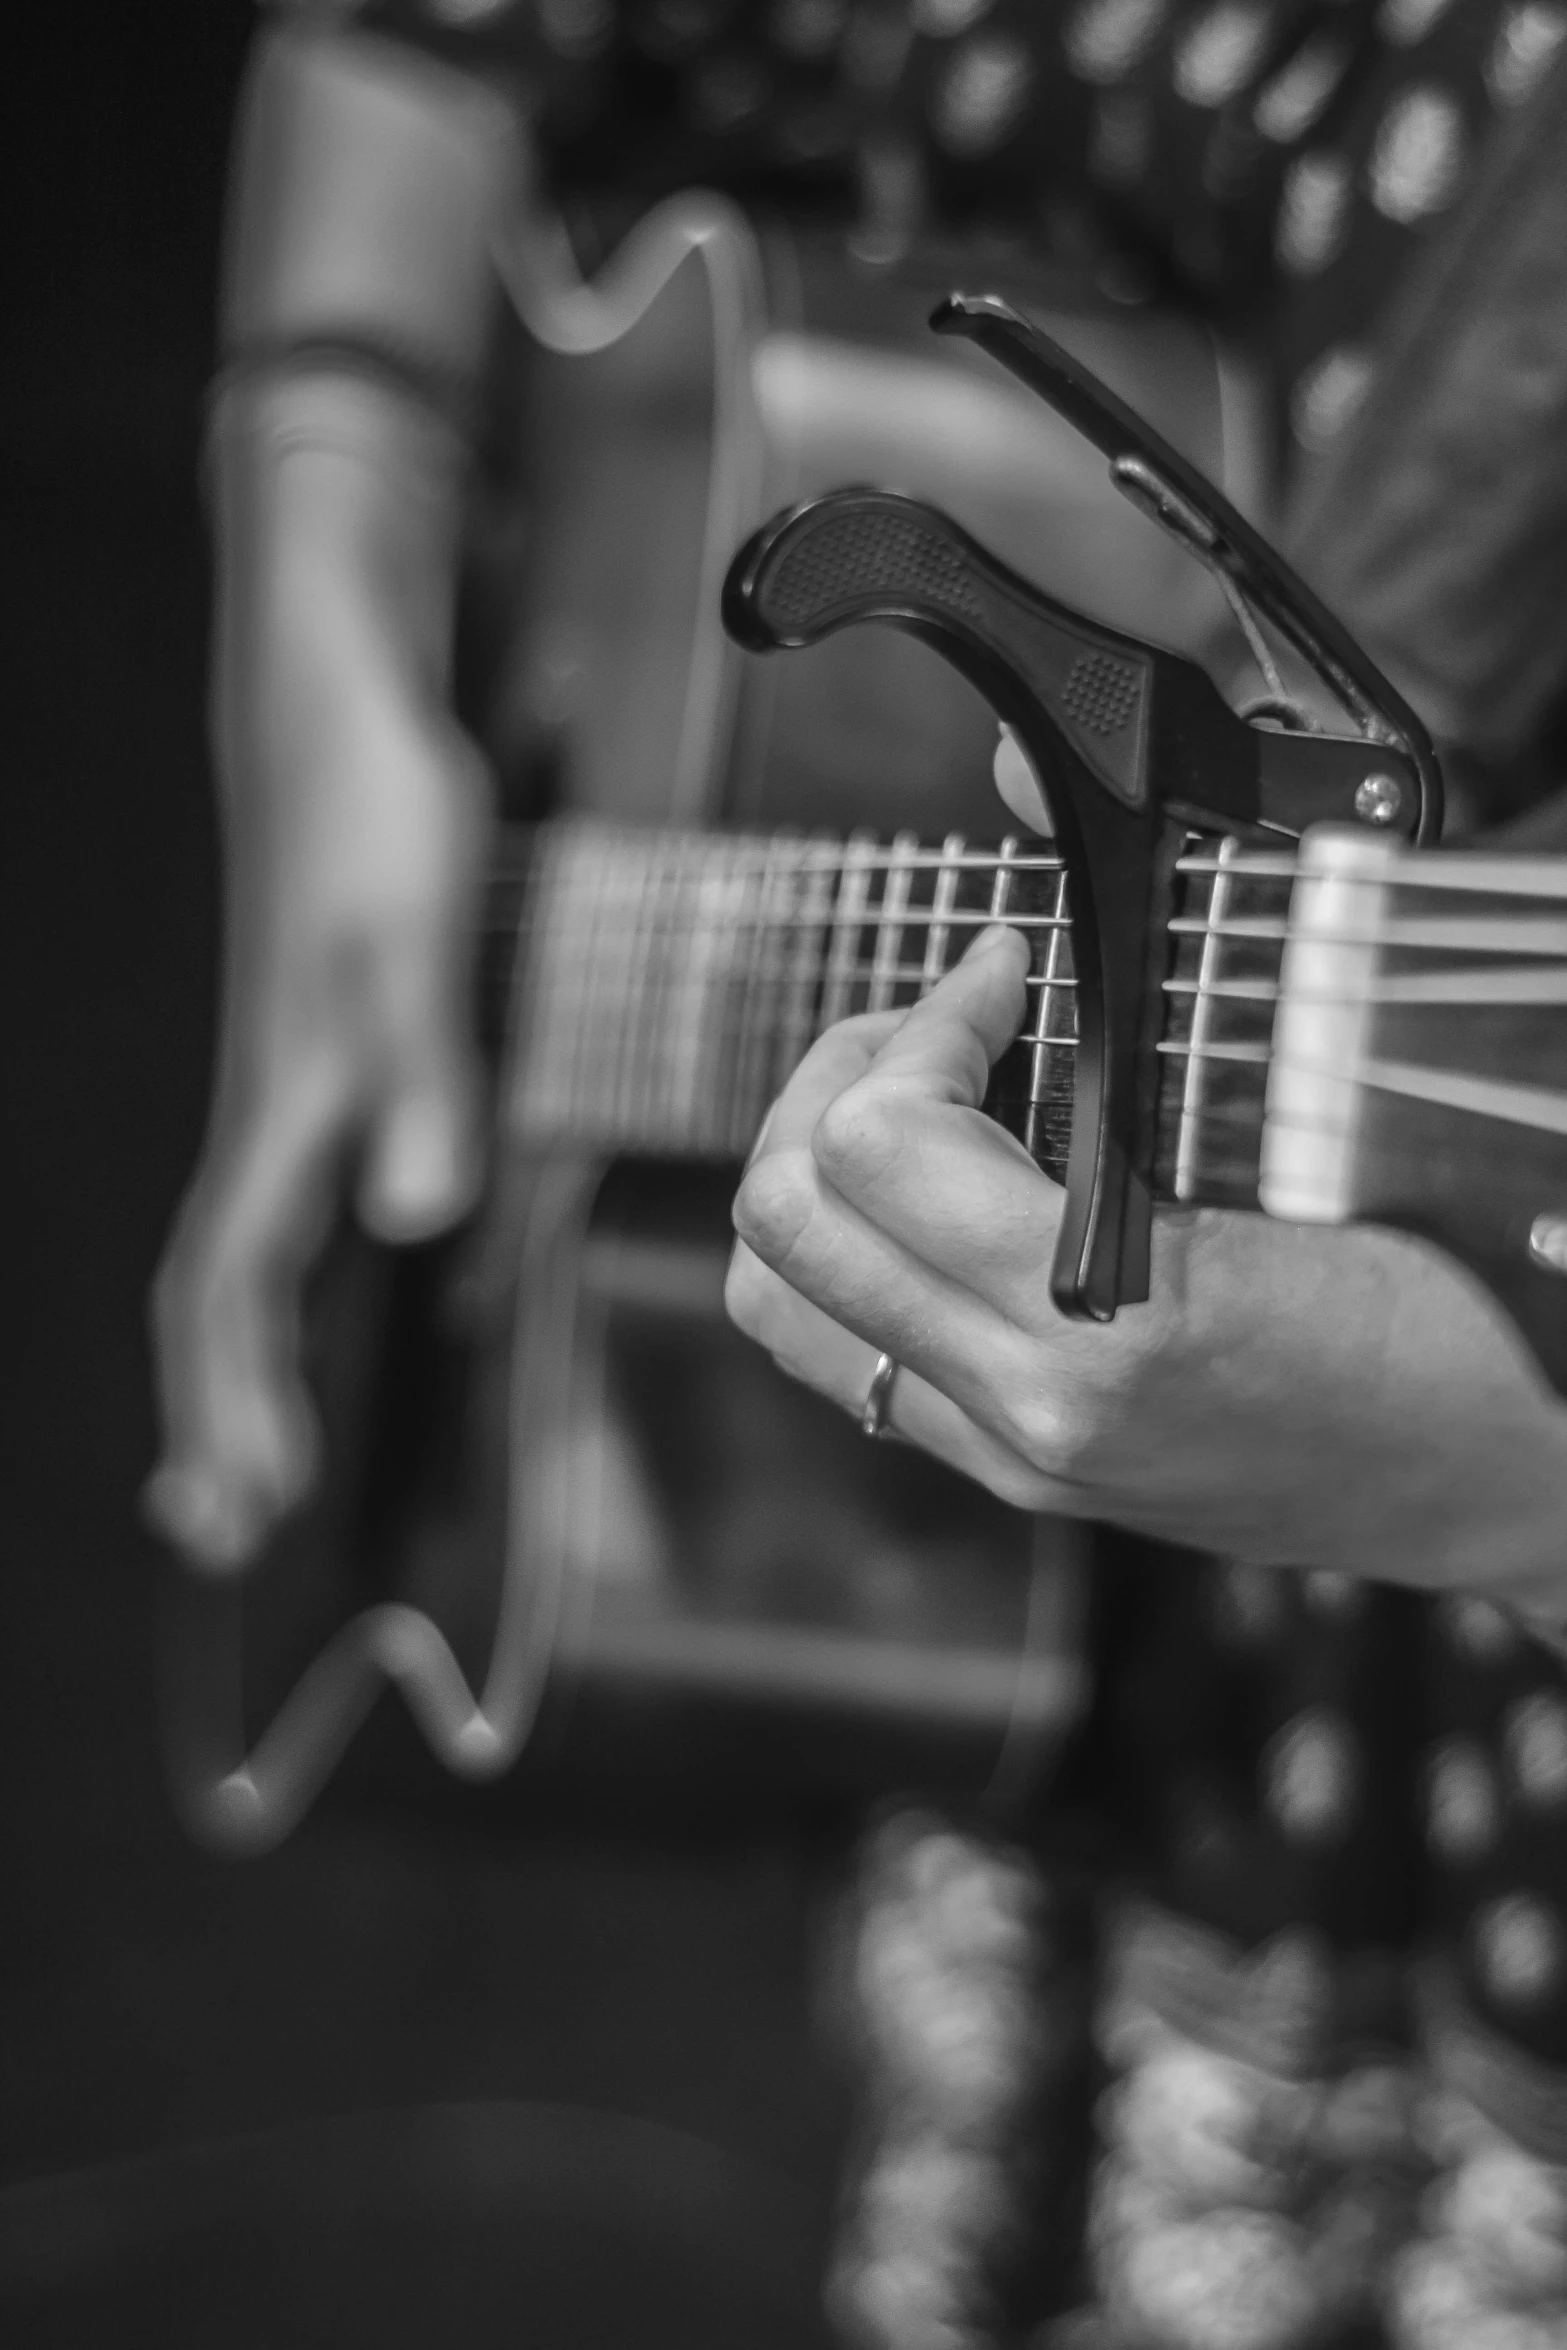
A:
<box><xmin>534</xmin><ymin>899</ymin><xmax>1567</xmax><ymax>1003</ymax></box>
<box><xmin>502</xmin><ymin>834</ymin><xmax>1567</xmax><ymax>900</ymax></box>
<box><xmin>1261</xmin><ymin>1052</ymin><xmax>1567</xmax><ymax>1142</ymax></box>
<box><xmin>506</xmin><ymin>833</ymin><xmax>1567</xmax><ymax>1202</ymax></box>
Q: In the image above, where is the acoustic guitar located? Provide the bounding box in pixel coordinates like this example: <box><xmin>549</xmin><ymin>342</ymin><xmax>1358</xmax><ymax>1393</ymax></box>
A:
<box><xmin>166</xmin><ymin>198</ymin><xmax>1485</xmax><ymax>1856</ymax></box>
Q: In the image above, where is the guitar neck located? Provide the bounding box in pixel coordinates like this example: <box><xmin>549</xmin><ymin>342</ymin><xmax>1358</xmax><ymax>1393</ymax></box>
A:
<box><xmin>500</xmin><ymin>818</ymin><xmax>1288</xmax><ymax>1213</ymax></box>
<box><xmin>499</xmin><ymin>816</ymin><xmax>1567</xmax><ymax>1391</ymax></box>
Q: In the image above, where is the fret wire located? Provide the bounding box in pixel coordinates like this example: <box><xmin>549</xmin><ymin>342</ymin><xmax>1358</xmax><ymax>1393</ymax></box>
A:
<box><xmin>1165</xmin><ymin>975</ymin><xmax>1279</xmax><ymax>1002</ymax></box>
<box><xmin>608</xmin><ymin>831</ymin><xmax>650</xmax><ymax>1141</ymax></box>
<box><xmin>619</xmin><ymin>829</ymin><xmax>673</xmax><ymax>1146</ymax></box>
<box><xmin>822</xmin><ymin>832</ymin><xmax>878</xmax><ymax>1028</ymax></box>
<box><xmin>733</xmin><ymin>836</ymin><xmax>797</xmax><ymax>1153</ymax></box>
<box><xmin>650</xmin><ymin>831</ymin><xmax>688</xmax><ymax>1145</ymax></box>
<box><xmin>505</xmin><ymin>827</ymin><xmax>566</xmax><ymax>1138</ymax></box>
<box><xmin>602</xmin><ymin>832</ymin><xmax>653</xmax><ymax>1141</ymax></box>
<box><xmin>924</xmin><ymin>832</ymin><xmax>965</xmax><ymax>989</ymax></box>
<box><xmin>520</xmin><ymin>825</ymin><xmax>577</xmax><ymax>1136</ymax></box>
<box><xmin>869</xmin><ymin>831</ymin><xmax>921</xmax><ymax>1013</ymax></box>
<box><xmin>709</xmin><ymin>840</ymin><xmax>759</xmax><ymax>1154</ymax></box>
<box><xmin>538</xmin><ymin>829</ymin><xmax>592</xmax><ymax>1135</ymax></box>
<box><xmin>570</xmin><ymin>827</ymin><xmax>624</xmax><ymax>1139</ymax></box>
<box><xmin>1026</xmin><ymin>864</ymin><xmax>1071</xmax><ymax>1162</ymax></box>
<box><xmin>702</xmin><ymin>838</ymin><xmax>745</xmax><ymax>1155</ymax></box>
<box><xmin>725</xmin><ymin>837</ymin><xmax>766</xmax><ymax>1153</ymax></box>
<box><xmin>686</xmin><ymin>839</ymin><xmax>743</xmax><ymax>1154</ymax></box>
<box><xmin>716</xmin><ymin>840</ymin><xmax>766</xmax><ymax>1156</ymax></box>
<box><xmin>648</xmin><ymin>836</ymin><xmax>701</xmax><ymax>1149</ymax></box>
<box><xmin>985</xmin><ymin>838</ymin><xmax>1024</xmax><ymax>1145</ymax></box>
<box><xmin>1175</xmin><ymin>835</ymin><xmax>1241</xmax><ymax>1205</ymax></box>
<box><xmin>777</xmin><ymin>837</ymin><xmax>837</xmax><ymax>1099</ymax></box>
<box><xmin>989</xmin><ymin>836</ymin><xmax>1021</xmax><ymax>921</ymax></box>
<box><xmin>561</xmin><ymin>834</ymin><xmax>611</xmax><ymax>1134</ymax></box>
<box><xmin>669</xmin><ymin>844</ymin><xmax>709</xmax><ymax>1147</ymax></box>
<box><xmin>1169</xmin><ymin>915</ymin><xmax>1290</xmax><ymax>941</ymax></box>
<box><xmin>1157</xmin><ymin>1038</ymin><xmax>1273</xmax><ymax>1064</ymax></box>
<box><xmin>607</xmin><ymin>831</ymin><xmax>649</xmax><ymax>1143</ymax></box>
<box><xmin>1158</xmin><ymin>1098</ymin><xmax>1268</xmax><ymax>1127</ymax></box>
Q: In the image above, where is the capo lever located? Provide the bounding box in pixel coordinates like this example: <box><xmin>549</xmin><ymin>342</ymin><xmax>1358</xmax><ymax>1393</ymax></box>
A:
<box><xmin>721</xmin><ymin>304</ymin><xmax>1443</xmax><ymax>1325</ymax></box>
<box><xmin>933</xmin><ymin>294</ymin><xmax>1444</xmax><ymax>837</ymax></box>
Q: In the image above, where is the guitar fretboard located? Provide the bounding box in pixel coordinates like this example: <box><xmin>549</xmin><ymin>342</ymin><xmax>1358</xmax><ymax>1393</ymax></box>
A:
<box><xmin>501</xmin><ymin>819</ymin><xmax>1293</xmax><ymax>1208</ymax></box>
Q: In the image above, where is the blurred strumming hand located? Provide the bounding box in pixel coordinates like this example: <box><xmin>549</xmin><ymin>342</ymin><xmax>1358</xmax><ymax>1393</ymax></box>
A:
<box><xmin>146</xmin><ymin>24</ymin><xmax>517</xmax><ymax>1568</ymax></box>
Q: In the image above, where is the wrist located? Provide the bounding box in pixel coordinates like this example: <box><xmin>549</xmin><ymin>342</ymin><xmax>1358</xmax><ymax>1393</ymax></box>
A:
<box><xmin>210</xmin><ymin>367</ymin><xmax>468</xmax><ymax>761</ymax></box>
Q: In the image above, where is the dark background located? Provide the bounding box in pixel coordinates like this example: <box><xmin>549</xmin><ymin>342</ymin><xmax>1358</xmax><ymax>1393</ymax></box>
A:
<box><xmin>2</xmin><ymin>0</ymin><xmax>838</xmax><ymax>2250</ymax></box>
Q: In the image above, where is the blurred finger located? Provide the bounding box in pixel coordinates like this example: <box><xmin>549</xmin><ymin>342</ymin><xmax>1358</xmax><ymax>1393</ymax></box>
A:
<box><xmin>146</xmin><ymin>1047</ymin><xmax>349</xmax><ymax>1572</ymax></box>
<box><xmin>358</xmin><ymin>907</ymin><xmax>486</xmax><ymax>1242</ymax></box>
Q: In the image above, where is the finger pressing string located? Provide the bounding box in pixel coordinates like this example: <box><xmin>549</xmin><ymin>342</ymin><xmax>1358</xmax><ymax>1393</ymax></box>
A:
<box><xmin>802</xmin><ymin>925</ymin><xmax>1062</xmax><ymax>1311</ymax></box>
<box><xmin>854</xmin><ymin>923</ymin><xmax>1030</xmax><ymax>1108</ymax></box>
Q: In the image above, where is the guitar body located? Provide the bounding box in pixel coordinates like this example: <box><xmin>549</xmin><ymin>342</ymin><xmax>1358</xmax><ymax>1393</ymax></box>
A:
<box><xmin>179</xmin><ymin>212</ymin><xmax>1252</xmax><ymax>1845</ymax></box>
<box><xmin>459</xmin><ymin>219</ymin><xmax>1244</xmax><ymax>1802</ymax></box>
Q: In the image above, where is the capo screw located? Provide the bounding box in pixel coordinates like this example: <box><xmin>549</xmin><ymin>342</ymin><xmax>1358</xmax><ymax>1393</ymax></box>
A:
<box><xmin>1529</xmin><ymin>1215</ymin><xmax>1567</xmax><ymax>1275</ymax></box>
<box><xmin>1354</xmin><ymin>772</ymin><xmax>1402</xmax><ymax>826</ymax></box>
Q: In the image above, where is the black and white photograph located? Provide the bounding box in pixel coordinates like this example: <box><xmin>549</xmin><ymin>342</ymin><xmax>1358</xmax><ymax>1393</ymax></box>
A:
<box><xmin>7</xmin><ymin>1</ymin><xmax>1567</xmax><ymax>2342</ymax></box>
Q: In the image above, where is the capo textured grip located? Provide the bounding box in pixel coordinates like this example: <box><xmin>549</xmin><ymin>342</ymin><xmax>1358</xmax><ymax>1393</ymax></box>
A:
<box><xmin>726</xmin><ymin>490</ymin><xmax>1166</xmax><ymax>818</ymax></box>
<box><xmin>755</xmin><ymin>502</ymin><xmax>983</xmax><ymax>634</ymax></box>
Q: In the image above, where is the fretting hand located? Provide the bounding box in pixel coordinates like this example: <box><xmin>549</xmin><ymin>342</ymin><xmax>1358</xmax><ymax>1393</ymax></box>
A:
<box><xmin>725</xmin><ymin>921</ymin><xmax>1567</xmax><ymax>1614</ymax></box>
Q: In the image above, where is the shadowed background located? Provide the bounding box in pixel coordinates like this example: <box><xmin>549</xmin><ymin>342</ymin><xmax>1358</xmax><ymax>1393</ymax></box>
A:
<box><xmin>0</xmin><ymin>0</ymin><xmax>842</xmax><ymax>2292</ymax></box>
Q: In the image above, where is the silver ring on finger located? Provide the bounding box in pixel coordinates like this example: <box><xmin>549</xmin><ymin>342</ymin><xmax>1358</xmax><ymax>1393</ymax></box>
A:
<box><xmin>860</xmin><ymin>1351</ymin><xmax>900</xmax><ymax>1440</ymax></box>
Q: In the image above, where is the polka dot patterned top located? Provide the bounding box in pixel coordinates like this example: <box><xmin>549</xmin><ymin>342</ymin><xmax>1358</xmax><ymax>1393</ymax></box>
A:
<box><xmin>274</xmin><ymin>0</ymin><xmax>1567</xmax><ymax>460</ymax></box>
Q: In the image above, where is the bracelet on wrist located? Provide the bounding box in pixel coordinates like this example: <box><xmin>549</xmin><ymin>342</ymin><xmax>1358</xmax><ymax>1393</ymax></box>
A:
<box><xmin>211</xmin><ymin>329</ymin><xmax>481</xmax><ymax>446</ymax></box>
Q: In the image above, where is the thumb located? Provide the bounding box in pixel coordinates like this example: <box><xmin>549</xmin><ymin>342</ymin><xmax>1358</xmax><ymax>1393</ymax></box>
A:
<box><xmin>358</xmin><ymin>916</ymin><xmax>485</xmax><ymax>1243</ymax></box>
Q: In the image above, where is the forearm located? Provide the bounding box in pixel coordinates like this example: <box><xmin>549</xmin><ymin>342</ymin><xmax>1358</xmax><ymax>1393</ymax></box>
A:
<box><xmin>212</xmin><ymin>20</ymin><xmax>522</xmax><ymax>782</ymax></box>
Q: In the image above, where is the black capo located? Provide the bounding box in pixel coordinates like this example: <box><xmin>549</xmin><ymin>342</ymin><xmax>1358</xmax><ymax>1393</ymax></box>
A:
<box><xmin>722</xmin><ymin>293</ymin><xmax>1444</xmax><ymax>1325</ymax></box>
